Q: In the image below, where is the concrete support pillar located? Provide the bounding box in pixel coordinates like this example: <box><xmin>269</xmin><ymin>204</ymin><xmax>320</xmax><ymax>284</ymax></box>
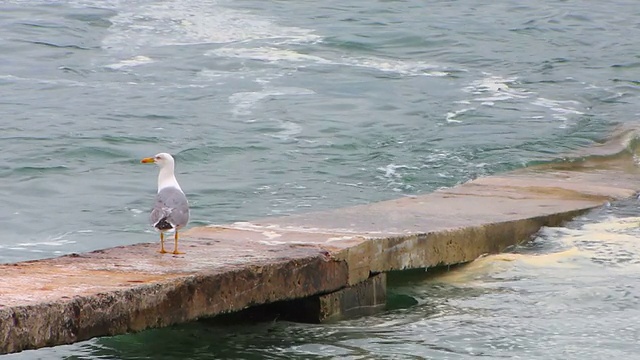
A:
<box><xmin>296</xmin><ymin>273</ymin><xmax>387</xmax><ymax>323</ymax></box>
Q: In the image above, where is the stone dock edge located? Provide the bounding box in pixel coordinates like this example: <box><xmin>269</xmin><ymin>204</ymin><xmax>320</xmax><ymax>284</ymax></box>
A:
<box><xmin>1</xmin><ymin>126</ymin><xmax>640</xmax><ymax>355</ymax></box>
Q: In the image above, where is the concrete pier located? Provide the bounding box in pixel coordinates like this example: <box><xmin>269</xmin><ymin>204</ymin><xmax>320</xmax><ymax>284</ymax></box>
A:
<box><xmin>1</xmin><ymin>130</ymin><xmax>640</xmax><ymax>355</ymax></box>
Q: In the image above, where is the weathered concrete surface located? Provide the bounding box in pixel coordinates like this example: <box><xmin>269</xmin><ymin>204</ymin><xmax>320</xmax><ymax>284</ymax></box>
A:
<box><xmin>1</xmin><ymin>131</ymin><xmax>640</xmax><ymax>354</ymax></box>
<box><xmin>0</xmin><ymin>245</ymin><xmax>348</xmax><ymax>354</ymax></box>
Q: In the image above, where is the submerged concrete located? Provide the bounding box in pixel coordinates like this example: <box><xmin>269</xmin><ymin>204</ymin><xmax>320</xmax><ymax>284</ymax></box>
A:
<box><xmin>1</xmin><ymin>130</ymin><xmax>640</xmax><ymax>354</ymax></box>
<box><xmin>311</xmin><ymin>273</ymin><xmax>388</xmax><ymax>323</ymax></box>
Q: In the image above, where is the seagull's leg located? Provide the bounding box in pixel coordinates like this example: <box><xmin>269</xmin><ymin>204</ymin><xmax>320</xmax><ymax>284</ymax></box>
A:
<box><xmin>159</xmin><ymin>232</ymin><xmax>167</xmax><ymax>254</ymax></box>
<box><xmin>172</xmin><ymin>230</ymin><xmax>184</xmax><ymax>255</ymax></box>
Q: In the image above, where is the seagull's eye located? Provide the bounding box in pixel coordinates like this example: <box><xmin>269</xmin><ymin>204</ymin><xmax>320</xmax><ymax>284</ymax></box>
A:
<box><xmin>155</xmin><ymin>156</ymin><xmax>161</xmax><ymax>160</ymax></box>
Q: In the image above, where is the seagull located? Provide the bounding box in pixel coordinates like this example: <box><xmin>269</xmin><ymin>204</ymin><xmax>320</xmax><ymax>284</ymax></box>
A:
<box><xmin>141</xmin><ymin>153</ymin><xmax>190</xmax><ymax>254</ymax></box>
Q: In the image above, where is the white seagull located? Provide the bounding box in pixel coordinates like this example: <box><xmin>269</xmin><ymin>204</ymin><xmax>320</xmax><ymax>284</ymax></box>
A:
<box><xmin>141</xmin><ymin>153</ymin><xmax>190</xmax><ymax>254</ymax></box>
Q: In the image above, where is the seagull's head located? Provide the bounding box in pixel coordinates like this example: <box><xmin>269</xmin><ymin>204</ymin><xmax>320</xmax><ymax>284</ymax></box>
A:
<box><xmin>141</xmin><ymin>152</ymin><xmax>175</xmax><ymax>168</ymax></box>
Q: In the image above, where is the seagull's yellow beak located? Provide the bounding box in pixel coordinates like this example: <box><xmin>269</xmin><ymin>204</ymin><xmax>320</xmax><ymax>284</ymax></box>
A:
<box><xmin>141</xmin><ymin>157</ymin><xmax>155</xmax><ymax>164</ymax></box>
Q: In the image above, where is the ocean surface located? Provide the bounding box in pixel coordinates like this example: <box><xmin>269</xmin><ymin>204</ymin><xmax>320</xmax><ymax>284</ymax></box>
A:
<box><xmin>2</xmin><ymin>0</ymin><xmax>640</xmax><ymax>358</ymax></box>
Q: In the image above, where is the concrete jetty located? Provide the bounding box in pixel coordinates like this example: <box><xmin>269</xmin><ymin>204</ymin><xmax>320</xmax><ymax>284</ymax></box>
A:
<box><xmin>1</xmin><ymin>130</ymin><xmax>640</xmax><ymax>355</ymax></box>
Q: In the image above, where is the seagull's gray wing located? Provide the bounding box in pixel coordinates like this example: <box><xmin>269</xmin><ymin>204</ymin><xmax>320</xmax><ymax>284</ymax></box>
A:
<box><xmin>150</xmin><ymin>187</ymin><xmax>190</xmax><ymax>231</ymax></box>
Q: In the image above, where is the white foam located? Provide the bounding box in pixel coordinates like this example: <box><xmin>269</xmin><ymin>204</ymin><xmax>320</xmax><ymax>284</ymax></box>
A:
<box><xmin>105</xmin><ymin>55</ymin><xmax>154</xmax><ymax>70</ymax></box>
<box><xmin>335</xmin><ymin>182</ymin><xmax>363</xmax><ymax>188</ymax></box>
<box><xmin>343</xmin><ymin>57</ymin><xmax>448</xmax><ymax>77</ymax></box>
<box><xmin>532</xmin><ymin>217</ymin><xmax>640</xmax><ymax>271</ymax></box>
<box><xmin>210</xmin><ymin>47</ymin><xmax>449</xmax><ymax>77</ymax></box>
<box><xmin>228</xmin><ymin>87</ymin><xmax>314</xmax><ymax>116</ymax></box>
<box><xmin>210</xmin><ymin>47</ymin><xmax>330</xmax><ymax>64</ymax></box>
<box><xmin>463</xmin><ymin>75</ymin><xmax>532</xmax><ymax>101</ymax></box>
<box><xmin>378</xmin><ymin>164</ymin><xmax>419</xmax><ymax>178</ymax></box>
<box><xmin>445</xmin><ymin>75</ymin><xmax>532</xmax><ymax>125</ymax></box>
<box><xmin>270</xmin><ymin>121</ymin><xmax>303</xmax><ymax>140</ymax></box>
<box><xmin>376</xmin><ymin>164</ymin><xmax>420</xmax><ymax>192</ymax></box>
<box><xmin>14</xmin><ymin>235</ymin><xmax>76</xmax><ymax>247</ymax></box>
<box><xmin>0</xmin><ymin>74</ymin><xmax>87</xmax><ymax>86</ymax></box>
<box><xmin>445</xmin><ymin>108</ymin><xmax>474</xmax><ymax>123</ymax></box>
<box><xmin>455</xmin><ymin>74</ymin><xmax>586</xmax><ymax>128</ymax></box>
<box><xmin>531</xmin><ymin>97</ymin><xmax>585</xmax><ymax>124</ymax></box>
<box><xmin>102</xmin><ymin>0</ymin><xmax>320</xmax><ymax>51</ymax></box>
<box><xmin>228</xmin><ymin>90</ymin><xmax>271</xmax><ymax>116</ymax></box>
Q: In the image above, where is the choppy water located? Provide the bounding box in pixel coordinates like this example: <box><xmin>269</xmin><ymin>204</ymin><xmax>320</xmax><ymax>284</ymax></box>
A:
<box><xmin>2</xmin><ymin>0</ymin><xmax>640</xmax><ymax>358</ymax></box>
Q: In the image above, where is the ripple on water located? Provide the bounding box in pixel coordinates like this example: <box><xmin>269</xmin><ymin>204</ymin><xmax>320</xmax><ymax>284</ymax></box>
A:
<box><xmin>5</xmin><ymin>165</ymin><xmax>70</xmax><ymax>177</ymax></box>
<box><xmin>59</xmin><ymin>146</ymin><xmax>133</xmax><ymax>160</ymax></box>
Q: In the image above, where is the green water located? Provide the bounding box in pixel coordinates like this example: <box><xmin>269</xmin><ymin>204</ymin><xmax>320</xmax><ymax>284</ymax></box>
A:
<box><xmin>2</xmin><ymin>0</ymin><xmax>640</xmax><ymax>358</ymax></box>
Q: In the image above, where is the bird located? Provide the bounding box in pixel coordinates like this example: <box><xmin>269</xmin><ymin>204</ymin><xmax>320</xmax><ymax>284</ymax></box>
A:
<box><xmin>141</xmin><ymin>153</ymin><xmax>190</xmax><ymax>254</ymax></box>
